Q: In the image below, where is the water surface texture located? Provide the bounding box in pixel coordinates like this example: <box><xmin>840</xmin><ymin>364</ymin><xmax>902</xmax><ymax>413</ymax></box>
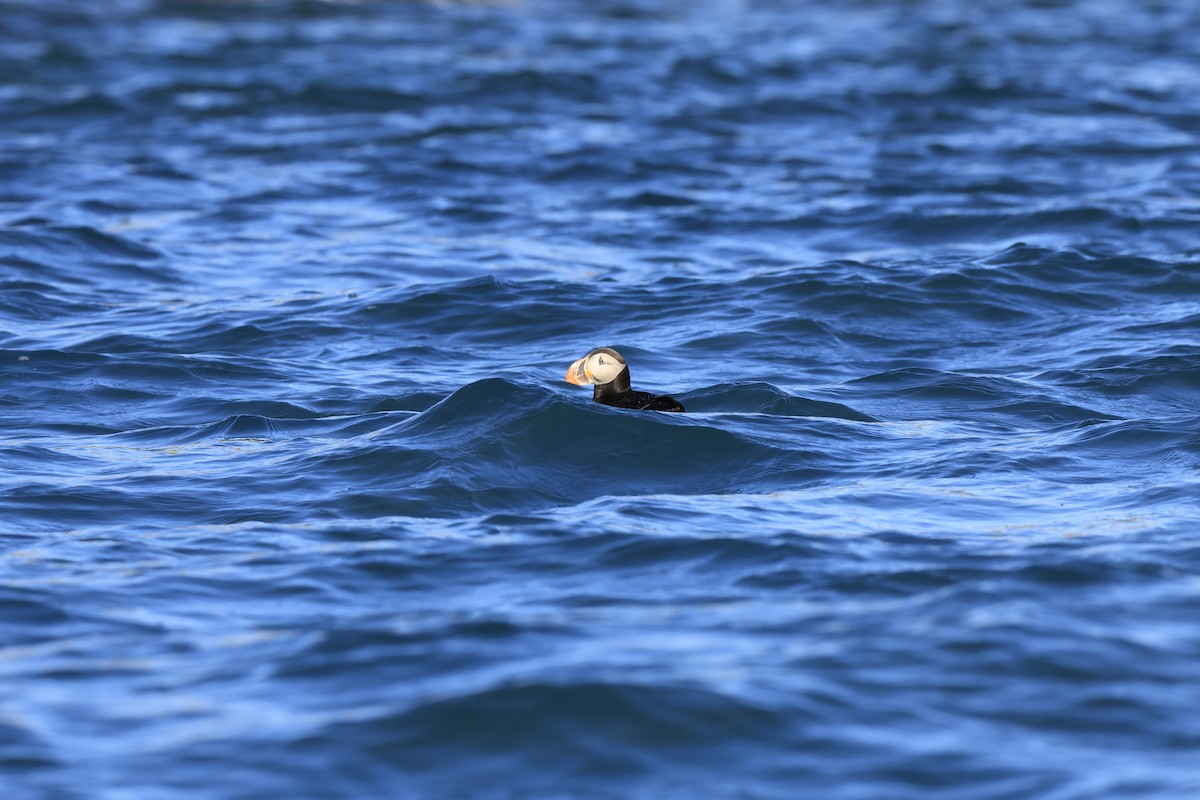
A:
<box><xmin>2</xmin><ymin>0</ymin><xmax>1199</xmax><ymax>797</ymax></box>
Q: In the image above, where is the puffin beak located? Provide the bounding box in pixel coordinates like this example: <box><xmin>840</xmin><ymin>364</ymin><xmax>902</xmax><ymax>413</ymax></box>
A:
<box><xmin>565</xmin><ymin>356</ymin><xmax>592</xmax><ymax>385</ymax></box>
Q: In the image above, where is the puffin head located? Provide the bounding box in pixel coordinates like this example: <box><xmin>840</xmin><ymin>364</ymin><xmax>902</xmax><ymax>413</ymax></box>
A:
<box><xmin>565</xmin><ymin>347</ymin><xmax>628</xmax><ymax>388</ymax></box>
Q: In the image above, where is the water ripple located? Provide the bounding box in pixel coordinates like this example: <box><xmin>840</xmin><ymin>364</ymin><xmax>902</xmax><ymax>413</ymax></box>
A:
<box><xmin>4</xmin><ymin>0</ymin><xmax>1200</xmax><ymax>798</ymax></box>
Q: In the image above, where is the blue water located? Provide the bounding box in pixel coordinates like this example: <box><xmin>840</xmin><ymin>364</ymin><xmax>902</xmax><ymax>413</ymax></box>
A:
<box><xmin>3</xmin><ymin>0</ymin><xmax>1200</xmax><ymax>797</ymax></box>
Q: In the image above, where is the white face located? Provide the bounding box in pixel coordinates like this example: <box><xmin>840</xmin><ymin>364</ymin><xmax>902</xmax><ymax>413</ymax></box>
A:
<box><xmin>584</xmin><ymin>350</ymin><xmax>625</xmax><ymax>384</ymax></box>
<box><xmin>566</xmin><ymin>348</ymin><xmax>627</xmax><ymax>386</ymax></box>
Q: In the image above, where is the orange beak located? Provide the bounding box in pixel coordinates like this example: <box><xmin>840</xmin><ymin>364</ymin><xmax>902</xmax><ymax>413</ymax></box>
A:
<box><xmin>565</xmin><ymin>356</ymin><xmax>591</xmax><ymax>385</ymax></box>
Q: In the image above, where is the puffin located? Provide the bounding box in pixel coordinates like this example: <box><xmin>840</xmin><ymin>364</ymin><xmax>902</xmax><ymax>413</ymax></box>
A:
<box><xmin>564</xmin><ymin>347</ymin><xmax>685</xmax><ymax>412</ymax></box>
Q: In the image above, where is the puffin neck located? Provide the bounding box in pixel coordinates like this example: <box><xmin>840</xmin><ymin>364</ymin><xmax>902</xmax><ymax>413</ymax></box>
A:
<box><xmin>593</xmin><ymin>366</ymin><xmax>631</xmax><ymax>400</ymax></box>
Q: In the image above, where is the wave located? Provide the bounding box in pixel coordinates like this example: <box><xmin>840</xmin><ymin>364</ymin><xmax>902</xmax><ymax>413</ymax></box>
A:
<box><xmin>8</xmin><ymin>346</ymin><xmax>1193</xmax><ymax>529</ymax></box>
<box><xmin>1</xmin><ymin>222</ymin><xmax>165</xmax><ymax>269</ymax></box>
<box><xmin>684</xmin><ymin>381</ymin><xmax>877</xmax><ymax>421</ymax></box>
<box><xmin>299</xmin><ymin>378</ymin><xmax>841</xmax><ymax>516</ymax></box>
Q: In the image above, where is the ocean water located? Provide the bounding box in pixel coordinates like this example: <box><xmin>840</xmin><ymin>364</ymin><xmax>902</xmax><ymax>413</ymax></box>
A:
<box><xmin>2</xmin><ymin>0</ymin><xmax>1199</xmax><ymax>797</ymax></box>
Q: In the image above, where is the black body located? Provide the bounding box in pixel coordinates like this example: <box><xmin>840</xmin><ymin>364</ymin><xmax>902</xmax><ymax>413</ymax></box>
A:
<box><xmin>593</xmin><ymin>366</ymin><xmax>685</xmax><ymax>412</ymax></box>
